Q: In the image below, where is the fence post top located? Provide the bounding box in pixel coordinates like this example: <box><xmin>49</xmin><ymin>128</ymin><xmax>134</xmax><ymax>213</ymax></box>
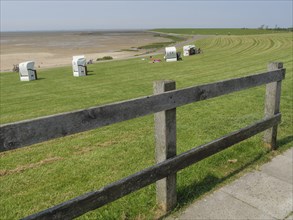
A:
<box><xmin>153</xmin><ymin>80</ymin><xmax>175</xmax><ymax>85</ymax></box>
<box><xmin>268</xmin><ymin>62</ymin><xmax>283</xmax><ymax>69</ymax></box>
<box><xmin>153</xmin><ymin>80</ymin><xmax>176</xmax><ymax>93</ymax></box>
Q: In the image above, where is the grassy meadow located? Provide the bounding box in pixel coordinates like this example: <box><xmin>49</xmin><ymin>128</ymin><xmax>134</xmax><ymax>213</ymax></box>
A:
<box><xmin>0</xmin><ymin>31</ymin><xmax>292</xmax><ymax>219</ymax></box>
<box><xmin>151</xmin><ymin>28</ymin><xmax>291</xmax><ymax>35</ymax></box>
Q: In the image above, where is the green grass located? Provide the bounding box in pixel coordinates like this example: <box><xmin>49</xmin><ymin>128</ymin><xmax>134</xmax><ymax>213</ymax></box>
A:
<box><xmin>152</xmin><ymin>28</ymin><xmax>291</xmax><ymax>35</ymax></box>
<box><xmin>137</xmin><ymin>34</ymin><xmax>186</xmax><ymax>49</ymax></box>
<box><xmin>0</xmin><ymin>33</ymin><xmax>292</xmax><ymax>220</ymax></box>
<box><xmin>157</xmin><ymin>34</ymin><xmax>187</xmax><ymax>42</ymax></box>
<box><xmin>137</xmin><ymin>41</ymin><xmax>174</xmax><ymax>49</ymax></box>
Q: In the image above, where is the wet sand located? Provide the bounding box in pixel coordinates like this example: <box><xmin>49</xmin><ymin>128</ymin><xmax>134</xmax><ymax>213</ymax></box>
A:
<box><xmin>0</xmin><ymin>31</ymin><xmax>170</xmax><ymax>72</ymax></box>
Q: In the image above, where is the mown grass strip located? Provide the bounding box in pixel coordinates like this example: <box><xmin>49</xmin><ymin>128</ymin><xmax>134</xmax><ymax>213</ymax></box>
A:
<box><xmin>0</xmin><ymin>33</ymin><xmax>292</xmax><ymax>220</ymax></box>
<box><xmin>151</xmin><ymin>28</ymin><xmax>291</xmax><ymax>35</ymax></box>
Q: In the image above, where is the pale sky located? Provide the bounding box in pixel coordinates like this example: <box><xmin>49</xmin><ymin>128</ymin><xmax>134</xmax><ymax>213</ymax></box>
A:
<box><xmin>1</xmin><ymin>0</ymin><xmax>292</xmax><ymax>31</ymax></box>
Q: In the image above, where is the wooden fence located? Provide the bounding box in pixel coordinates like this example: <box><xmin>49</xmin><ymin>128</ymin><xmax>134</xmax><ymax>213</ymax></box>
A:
<box><xmin>0</xmin><ymin>62</ymin><xmax>285</xmax><ymax>219</ymax></box>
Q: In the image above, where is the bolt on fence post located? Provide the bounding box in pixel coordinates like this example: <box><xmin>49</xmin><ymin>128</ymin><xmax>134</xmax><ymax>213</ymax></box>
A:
<box><xmin>264</xmin><ymin>62</ymin><xmax>284</xmax><ymax>150</ymax></box>
<box><xmin>154</xmin><ymin>80</ymin><xmax>177</xmax><ymax>212</ymax></box>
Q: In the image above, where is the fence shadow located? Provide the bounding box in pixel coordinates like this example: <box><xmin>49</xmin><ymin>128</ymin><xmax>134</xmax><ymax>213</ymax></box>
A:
<box><xmin>173</xmin><ymin>135</ymin><xmax>293</xmax><ymax>210</ymax></box>
<box><xmin>157</xmin><ymin>152</ymin><xmax>264</xmax><ymax>220</ymax></box>
<box><xmin>277</xmin><ymin>135</ymin><xmax>293</xmax><ymax>148</ymax></box>
<box><xmin>176</xmin><ymin>152</ymin><xmax>264</xmax><ymax>209</ymax></box>
<box><xmin>169</xmin><ymin>135</ymin><xmax>293</xmax><ymax>213</ymax></box>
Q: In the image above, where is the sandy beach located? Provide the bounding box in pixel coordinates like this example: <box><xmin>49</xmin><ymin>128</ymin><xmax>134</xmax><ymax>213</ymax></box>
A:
<box><xmin>0</xmin><ymin>31</ymin><xmax>170</xmax><ymax>72</ymax></box>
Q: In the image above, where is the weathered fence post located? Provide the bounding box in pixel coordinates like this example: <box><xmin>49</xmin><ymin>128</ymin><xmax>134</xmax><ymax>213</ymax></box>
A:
<box><xmin>154</xmin><ymin>80</ymin><xmax>177</xmax><ymax>212</ymax></box>
<box><xmin>264</xmin><ymin>62</ymin><xmax>283</xmax><ymax>150</ymax></box>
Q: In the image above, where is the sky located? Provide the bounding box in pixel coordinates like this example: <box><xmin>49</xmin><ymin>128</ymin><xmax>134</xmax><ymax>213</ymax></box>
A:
<box><xmin>0</xmin><ymin>0</ymin><xmax>292</xmax><ymax>32</ymax></box>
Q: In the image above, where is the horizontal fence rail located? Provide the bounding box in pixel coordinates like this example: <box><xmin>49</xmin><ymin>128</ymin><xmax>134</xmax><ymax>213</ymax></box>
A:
<box><xmin>22</xmin><ymin>114</ymin><xmax>281</xmax><ymax>220</ymax></box>
<box><xmin>0</xmin><ymin>68</ymin><xmax>285</xmax><ymax>151</ymax></box>
<box><xmin>24</xmin><ymin>114</ymin><xmax>281</xmax><ymax>220</ymax></box>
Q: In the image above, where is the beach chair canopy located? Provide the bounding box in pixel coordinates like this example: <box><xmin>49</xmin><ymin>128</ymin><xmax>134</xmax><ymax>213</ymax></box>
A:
<box><xmin>19</xmin><ymin>61</ymin><xmax>35</xmax><ymax>76</ymax></box>
<box><xmin>165</xmin><ymin>47</ymin><xmax>177</xmax><ymax>59</ymax></box>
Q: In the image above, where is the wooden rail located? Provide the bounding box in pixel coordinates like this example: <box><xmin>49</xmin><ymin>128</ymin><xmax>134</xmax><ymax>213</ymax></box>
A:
<box><xmin>22</xmin><ymin>114</ymin><xmax>281</xmax><ymax>220</ymax></box>
<box><xmin>0</xmin><ymin>62</ymin><xmax>285</xmax><ymax>219</ymax></box>
<box><xmin>0</xmin><ymin>68</ymin><xmax>285</xmax><ymax>151</ymax></box>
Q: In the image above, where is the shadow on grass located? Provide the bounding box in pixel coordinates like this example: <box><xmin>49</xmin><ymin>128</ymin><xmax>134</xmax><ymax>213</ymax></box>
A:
<box><xmin>156</xmin><ymin>152</ymin><xmax>265</xmax><ymax>220</ymax></box>
<box><xmin>278</xmin><ymin>135</ymin><xmax>293</xmax><ymax>148</ymax></box>
<box><xmin>86</xmin><ymin>71</ymin><xmax>95</xmax><ymax>76</ymax></box>
<box><xmin>170</xmin><ymin>153</ymin><xmax>264</xmax><ymax>219</ymax></box>
<box><xmin>158</xmin><ymin>137</ymin><xmax>293</xmax><ymax>219</ymax></box>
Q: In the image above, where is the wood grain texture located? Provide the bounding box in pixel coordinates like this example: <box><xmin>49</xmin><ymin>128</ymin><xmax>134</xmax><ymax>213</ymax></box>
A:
<box><xmin>154</xmin><ymin>80</ymin><xmax>177</xmax><ymax>212</ymax></box>
<box><xmin>22</xmin><ymin>114</ymin><xmax>281</xmax><ymax>220</ymax></box>
<box><xmin>0</xmin><ymin>69</ymin><xmax>285</xmax><ymax>151</ymax></box>
<box><xmin>263</xmin><ymin>62</ymin><xmax>284</xmax><ymax>149</ymax></box>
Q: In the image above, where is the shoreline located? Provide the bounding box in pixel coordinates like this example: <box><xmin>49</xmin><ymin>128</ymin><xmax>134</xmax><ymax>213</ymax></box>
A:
<box><xmin>0</xmin><ymin>31</ymin><xmax>169</xmax><ymax>72</ymax></box>
<box><xmin>0</xmin><ymin>31</ymin><xmax>211</xmax><ymax>72</ymax></box>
